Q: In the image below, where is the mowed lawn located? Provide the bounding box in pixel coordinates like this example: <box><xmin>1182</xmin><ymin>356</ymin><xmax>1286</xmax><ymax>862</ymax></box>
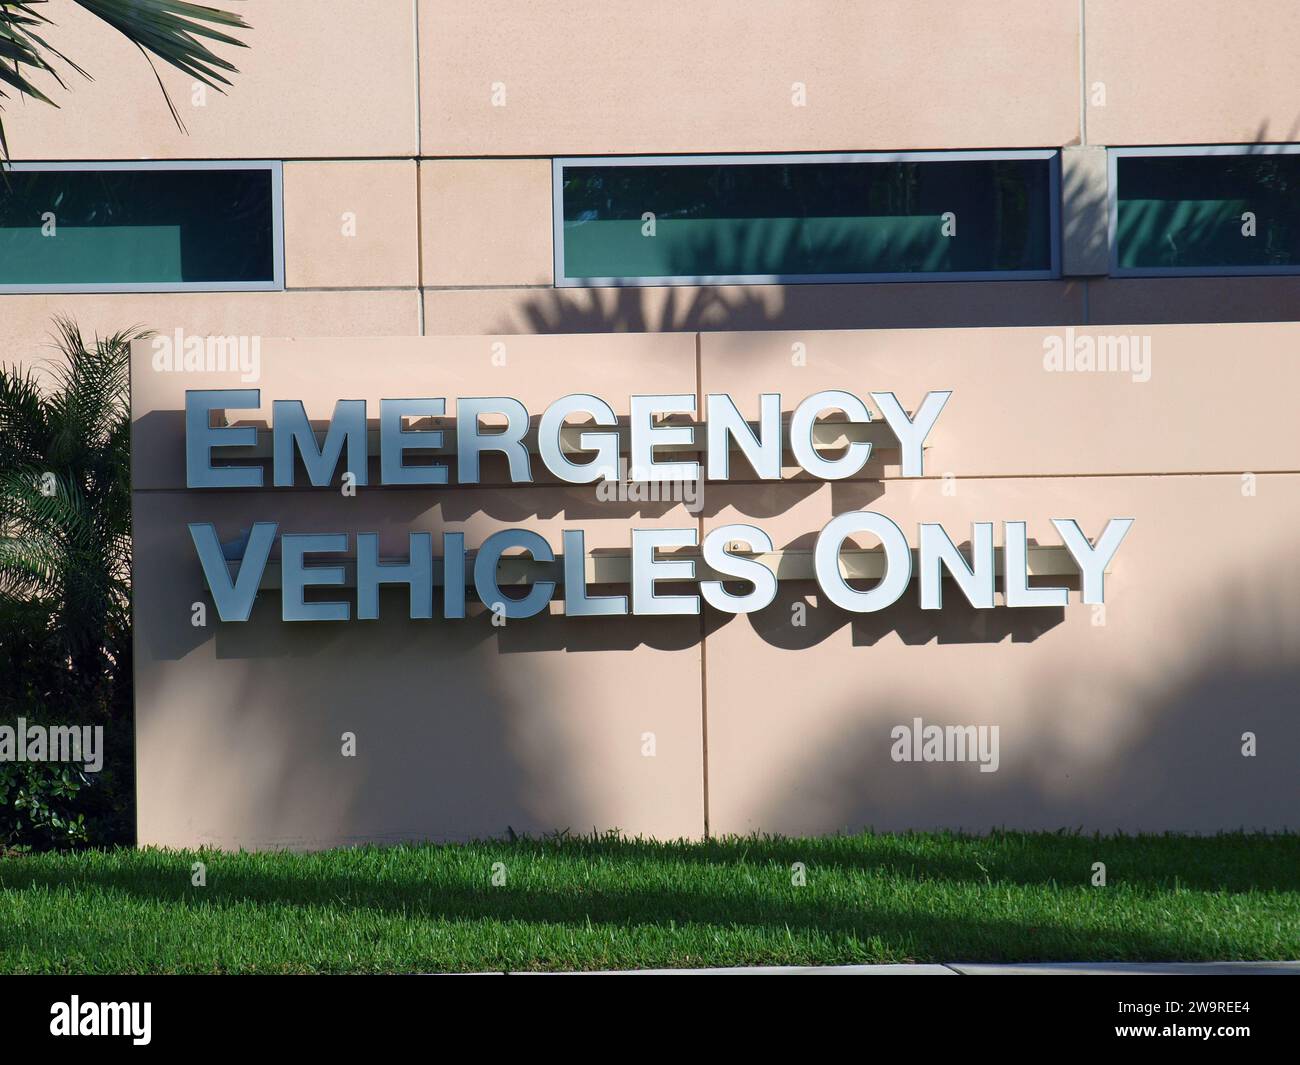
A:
<box><xmin>1</xmin><ymin>832</ymin><xmax>1297</xmax><ymax>973</ymax></box>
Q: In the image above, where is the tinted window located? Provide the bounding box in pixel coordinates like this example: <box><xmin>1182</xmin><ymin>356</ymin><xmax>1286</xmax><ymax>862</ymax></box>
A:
<box><xmin>0</xmin><ymin>167</ymin><xmax>277</xmax><ymax>288</ymax></box>
<box><xmin>559</xmin><ymin>155</ymin><xmax>1055</xmax><ymax>283</ymax></box>
<box><xmin>1115</xmin><ymin>152</ymin><xmax>1300</xmax><ymax>272</ymax></box>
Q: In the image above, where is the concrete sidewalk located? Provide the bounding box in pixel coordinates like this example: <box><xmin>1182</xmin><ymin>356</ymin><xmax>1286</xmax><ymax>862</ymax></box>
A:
<box><xmin>504</xmin><ymin>961</ymin><xmax>1300</xmax><ymax>975</ymax></box>
<box><xmin>947</xmin><ymin>962</ymin><xmax>1300</xmax><ymax>975</ymax></box>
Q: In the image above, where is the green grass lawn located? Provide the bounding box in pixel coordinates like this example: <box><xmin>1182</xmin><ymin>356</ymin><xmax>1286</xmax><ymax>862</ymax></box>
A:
<box><xmin>1</xmin><ymin>831</ymin><xmax>1297</xmax><ymax>973</ymax></box>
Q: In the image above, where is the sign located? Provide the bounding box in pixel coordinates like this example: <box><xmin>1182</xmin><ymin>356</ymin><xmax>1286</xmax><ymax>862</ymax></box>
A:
<box><xmin>184</xmin><ymin>387</ymin><xmax>1133</xmax><ymax>621</ymax></box>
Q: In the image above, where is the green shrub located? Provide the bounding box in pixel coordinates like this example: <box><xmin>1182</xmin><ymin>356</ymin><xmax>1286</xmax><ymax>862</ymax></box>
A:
<box><xmin>0</xmin><ymin>761</ymin><xmax>89</xmax><ymax>851</ymax></box>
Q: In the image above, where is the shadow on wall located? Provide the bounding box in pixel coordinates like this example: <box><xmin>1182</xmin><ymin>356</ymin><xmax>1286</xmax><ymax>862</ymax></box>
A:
<box><xmin>736</xmin><ymin>547</ymin><xmax>1300</xmax><ymax>837</ymax></box>
<box><xmin>145</xmin><ymin>211</ymin><xmax>1299</xmax><ymax>847</ymax></box>
<box><xmin>493</xmin><ymin>124</ymin><xmax>1300</xmax><ymax>336</ymax></box>
<box><xmin>487</xmin><ymin>217</ymin><xmax>1299</xmax><ymax>837</ymax></box>
<box><xmin>145</xmin><ymin>380</ymin><xmax>1075</xmax><ymax>849</ymax></box>
<box><xmin>141</xmin><ymin>586</ymin><xmax>661</xmax><ymax>846</ymax></box>
<box><xmin>1081</xmin><ymin>118</ymin><xmax>1300</xmax><ymax>326</ymax></box>
<box><xmin>501</xmin><ymin>208</ymin><xmax>1086</xmax><ymax>333</ymax></box>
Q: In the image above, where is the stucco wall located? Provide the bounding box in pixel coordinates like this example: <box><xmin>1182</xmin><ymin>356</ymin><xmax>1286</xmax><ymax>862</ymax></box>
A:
<box><xmin>8</xmin><ymin>0</ymin><xmax>1300</xmax><ymax>341</ymax></box>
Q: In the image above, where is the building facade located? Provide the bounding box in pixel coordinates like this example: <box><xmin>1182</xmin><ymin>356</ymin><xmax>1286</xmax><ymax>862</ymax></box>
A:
<box><xmin>4</xmin><ymin>1</ymin><xmax>1297</xmax><ymax>846</ymax></box>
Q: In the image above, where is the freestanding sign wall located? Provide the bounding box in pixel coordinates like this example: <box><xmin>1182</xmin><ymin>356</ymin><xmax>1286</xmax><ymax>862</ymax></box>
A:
<box><xmin>131</xmin><ymin>327</ymin><xmax>1300</xmax><ymax>848</ymax></box>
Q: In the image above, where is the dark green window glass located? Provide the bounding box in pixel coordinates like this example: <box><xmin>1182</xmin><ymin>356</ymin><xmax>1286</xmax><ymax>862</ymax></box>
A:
<box><xmin>0</xmin><ymin>167</ymin><xmax>277</xmax><ymax>288</ymax></box>
<box><xmin>1115</xmin><ymin>152</ymin><xmax>1300</xmax><ymax>272</ymax></box>
<box><xmin>559</xmin><ymin>156</ymin><xmax>1055</xmax><ymax>283</ymax></box>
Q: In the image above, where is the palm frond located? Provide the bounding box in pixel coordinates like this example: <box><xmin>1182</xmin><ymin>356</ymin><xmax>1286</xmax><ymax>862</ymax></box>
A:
<box><xmin>45</xmin><ymin>318</ymin><xmax>137</xmax><ymax>458</ymax></box>
<box><xmin>0</xmin><ymin>362</ymin><xmax>52</xmax><ymax>464</ymax></box>
<box><xmin>0</xmin><ymin>0</ymin><xmax>249</xmax><ymax>160</ymax></box>
<box><xmin>74</xmin><ymin>0</ymin><xmax>249</xmax><ymax>83</ymax></box>
<box><xmin>0</xmin><ymin>316</ymin><xmax>134</xmax><ymax>643</ymax></box>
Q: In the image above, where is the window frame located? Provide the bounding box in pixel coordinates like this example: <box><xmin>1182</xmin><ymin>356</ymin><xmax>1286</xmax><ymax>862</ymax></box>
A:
<box><xmin>1108</xmin><ymin>144</ymin><xmax>1300</xmax><ymax>278</ymax></box>
<box><xmin>0</xmin><ymin>159</ymin><xmax>285</xmax><ymax>293</ymax></box>
<box><xmin>551</xmin><ymin>150</ymin><xmax>1061</xmax><ymax>287</ymax></box>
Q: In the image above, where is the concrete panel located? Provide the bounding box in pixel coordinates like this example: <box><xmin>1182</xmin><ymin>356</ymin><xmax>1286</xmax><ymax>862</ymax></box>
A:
<box><xmin>420</xmin><ymin>0</ymin><xmax>1080</xmax><ymax>154</ymax></box>
<box><xmin>285</xmin><ymin>161</ymin><xmax>420</xmax><ymax>288</ymax></box>
<box><xmin>1088</xmin><ymin>277</ymin><xmax>1300</xmax><ymax>326</ymax></box>
<box><xmin>422</xmin><ymin>282</ymin><xmax>1087</xmax><ymax>336</ymax></box>
<box><xmin>699</xmin><ymin>325</ymin><xmax>1300</xmax><ymax>477</ymax></box>
<box><xmin>132</xmin><ymin>488</ymin><xmax>705</xmax><ymax>849</ymax></box>
<box><xmin>1086</xmin><ymin>0</ymin><xmax>1300</xmax><ymax>145</ymax></box>
<box><xmin>0</xmin><ymin>290</ymin><xmax>420</xmax><ymax>359</ymax></box>
<box><xmin>2</xmin><ymin>0</ymin><xmax>417</xmax><ymax>159</ymax></box>
<box><xmin>702</xmin><ymin>474</ymin><xmax>1300</xmax><ymax>835</ymax></box>
<box><xmin>420</xmin><ymin>160</ymin><xmax>554</xmax><ymax>287</ymax></box>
